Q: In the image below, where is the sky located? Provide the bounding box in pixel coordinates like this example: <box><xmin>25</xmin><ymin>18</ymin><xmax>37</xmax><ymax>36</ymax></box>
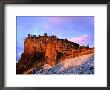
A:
<box><xmin>16</xmin><ymin>16</ymin><xmax>94</xmax><ymax>62</ymax></box>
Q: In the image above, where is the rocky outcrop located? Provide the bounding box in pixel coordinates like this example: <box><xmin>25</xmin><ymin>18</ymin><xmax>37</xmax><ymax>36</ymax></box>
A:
<box><xmin>16</xmin><ymin>33</ymin><xmax>93</xmax><ymax>74</ymax></box>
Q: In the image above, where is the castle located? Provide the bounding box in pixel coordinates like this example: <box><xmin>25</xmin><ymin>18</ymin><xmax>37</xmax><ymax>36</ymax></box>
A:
<box><xmin>16</xmin><ymin>33</ymin><xmax>92</xmax><ymax>74</ymax></box>
<box><xmin>24</xmin><ymin>33</ymin><xmax>80</xmax><ymax>65</ymax></box>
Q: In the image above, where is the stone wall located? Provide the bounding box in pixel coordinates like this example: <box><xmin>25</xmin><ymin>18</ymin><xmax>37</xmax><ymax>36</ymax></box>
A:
<box><xmin>23</xmin><ymin>33</ymin><xmax>81</xmax><ymax>66</ymax></box>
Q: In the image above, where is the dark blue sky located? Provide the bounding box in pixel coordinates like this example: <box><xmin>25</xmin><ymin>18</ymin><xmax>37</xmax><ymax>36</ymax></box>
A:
<box><xmin>16</xmin><ymin>16</ymin><xmax>94</xmax><ymax>62</ymax></box>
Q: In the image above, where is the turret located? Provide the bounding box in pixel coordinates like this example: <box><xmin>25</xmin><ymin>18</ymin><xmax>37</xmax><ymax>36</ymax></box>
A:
<box><xmin>28</xmin><ymin>34</ymin><xmax>30</xmax><ymax>38</ymax></box>
<box><xmin>33</xmin><ymin>35</ymin><xmax>36</xmax><ymax>38</ymax></box>
<box><xmin>44</xmin><ymin>33</ymin><xmax>47</xmax><ymax>37</ymax></box>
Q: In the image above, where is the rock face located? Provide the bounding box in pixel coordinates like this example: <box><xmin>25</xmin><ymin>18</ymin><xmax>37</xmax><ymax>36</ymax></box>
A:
<box><xmin>16</xmin><ymin>33</ymin><xmax>92</xmax><ymax>74</ymax></box>
<box><xmin>24</xmin><ymin>33</ymin><xmax>81</xmax><ymax>65</ymax></box>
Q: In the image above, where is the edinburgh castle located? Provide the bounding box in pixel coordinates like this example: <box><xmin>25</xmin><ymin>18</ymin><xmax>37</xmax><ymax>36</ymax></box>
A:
<box><xmin>16</xmin><ymin>33</ymin><xmax>94</xmax><ymax>74</ymax></box>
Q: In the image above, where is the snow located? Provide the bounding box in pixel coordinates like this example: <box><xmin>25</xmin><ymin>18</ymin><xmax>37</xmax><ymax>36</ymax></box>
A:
<box><xmin>32</xmin><ymin>54</ymin><xmax>94</xmax><ymax>74</ymax></box>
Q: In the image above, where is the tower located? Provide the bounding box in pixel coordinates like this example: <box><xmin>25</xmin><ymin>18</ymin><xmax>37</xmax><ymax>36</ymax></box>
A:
<box><xmin>44</xmin><ymin>33</ymin><xmax>47</xmax><ymax>37</ymax></box>
<box><xmin>28</xmin><ymin>34</ymin><xmax>30</xmax><ymax>38</ymax></box>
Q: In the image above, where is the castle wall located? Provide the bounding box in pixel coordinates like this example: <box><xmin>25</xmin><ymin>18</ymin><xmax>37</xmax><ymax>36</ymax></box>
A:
<box><xmin>24</xmin><ymin>39</ymin><xmax>35</xmax><ymax>54</ymax></box>
<box><xmin>24</xmin><ymin>34</ymin><xmax>81</xmax><ymax>66</ymax></box>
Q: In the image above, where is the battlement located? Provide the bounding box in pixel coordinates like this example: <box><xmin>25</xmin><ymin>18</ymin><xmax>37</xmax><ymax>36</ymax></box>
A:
<box><xmin>26</xmin><ymin>33</ymin><xmax>57</xmax><ymax>40</ymax></box>
<box><xmin>24</xmin><ymin>33</ymin><xmax>81</xmax><ymax>52</ymax></box>
<box><xmin>26</xmin><ymin>33</ymin><xmax>77</xmax><ymax>45</ymax></box>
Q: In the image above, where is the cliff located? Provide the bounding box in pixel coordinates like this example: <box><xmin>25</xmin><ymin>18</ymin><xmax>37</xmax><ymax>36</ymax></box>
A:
<box><xmin>16</xmin><ymin>33</ymin><xmax>93</xmax><ymax>74</ymax></box>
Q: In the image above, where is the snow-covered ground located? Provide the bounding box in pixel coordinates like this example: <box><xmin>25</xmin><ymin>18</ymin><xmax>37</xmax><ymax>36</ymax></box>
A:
<box><xmin>32</xmin><ymin>54</ymin><xmax>94</xmax><ymax>74</ymax></box>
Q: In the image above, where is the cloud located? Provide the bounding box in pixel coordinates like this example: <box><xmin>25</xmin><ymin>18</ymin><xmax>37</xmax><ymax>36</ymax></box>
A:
<box><xmin>68</xmin><ymin>34</ymin><xmax>89</xmax><ymax>46</ymax></box>
<box><xmin>48</xmin><ymin>17</ymin><xmax>64</xmax><ymax>25</ymax></box>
